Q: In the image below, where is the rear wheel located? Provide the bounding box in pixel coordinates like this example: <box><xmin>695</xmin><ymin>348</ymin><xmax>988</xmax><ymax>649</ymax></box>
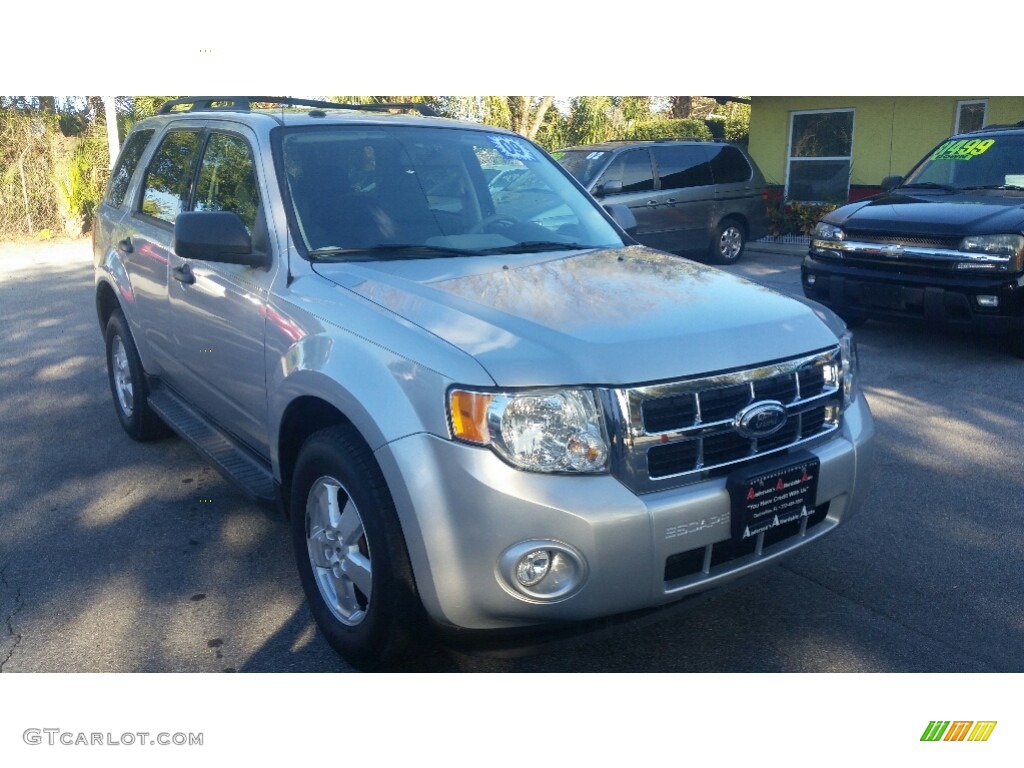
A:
<box><xmin>104</xmin><ymin>310</ymin><xmax>169</xmax><ymax>441</ymax></box>
<box><xmin>289</xmin><ymin>425</ymin><xmax>424</xmax><ymax>670</ymax></box>
<box><xmin>707</xmin><ymin>219</ymin><xmax>746</xmax><ymax>264</ymax></box>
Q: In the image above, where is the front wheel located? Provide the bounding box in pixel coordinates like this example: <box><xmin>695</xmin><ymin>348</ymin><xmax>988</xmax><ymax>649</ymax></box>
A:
<box><xmin>707</xmin><ymin>219</ymin><xmax>746</xmax><ymax>264</ymax></box>
<box><xmin>289</xmin><ymin>425</ymin><xmax>424</xmax><ymax>670</ymax></box>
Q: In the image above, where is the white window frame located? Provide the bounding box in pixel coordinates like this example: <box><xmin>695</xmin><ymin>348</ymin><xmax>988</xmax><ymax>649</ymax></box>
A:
<box><xmin>784</xmin><ymin>108</ymin><xmax>855</xmax><ymax>203</ymax></box>
<box><xmin>954</xmin><ymin>99</ymin><xmax>988</xmax><ymax>134</ymax></box>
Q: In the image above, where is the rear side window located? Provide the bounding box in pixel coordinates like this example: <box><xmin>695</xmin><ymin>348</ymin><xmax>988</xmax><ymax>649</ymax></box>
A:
<box><xmin>652</xmin><ymin>145</ymin><xmax>713</xmax><ymax>190</ymax></box>
<box><xmin>106</xmin><ymin>129</ymin><xmax>154</xmax><ymax>208</ymax></box>
<box><xmin>708</xmin><ymin>145</ymin><xmax>753</xmax><ymax>184</ymax></box>
<box><xmin>140</xmin><ymin>130</ymin><xmax>202</xmax><ymax>224</ymax></box>
<box><xmin>194</xmin><ymin>133</ymin><xmax>260</xmax><ymax>233</ymax></box>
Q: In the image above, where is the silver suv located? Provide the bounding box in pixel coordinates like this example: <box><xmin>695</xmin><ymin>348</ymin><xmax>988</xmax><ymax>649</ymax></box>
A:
<box><xmin>93</xmin><ymin>97</ymin><xmax>874</xmax><ymax>669</ymax></box>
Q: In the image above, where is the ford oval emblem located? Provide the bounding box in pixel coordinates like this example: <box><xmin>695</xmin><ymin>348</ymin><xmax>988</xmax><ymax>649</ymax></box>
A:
<box><xmin>734</xmin><ymin>401</ymin><xmax>788</xmax><ymax>439</ymax></box>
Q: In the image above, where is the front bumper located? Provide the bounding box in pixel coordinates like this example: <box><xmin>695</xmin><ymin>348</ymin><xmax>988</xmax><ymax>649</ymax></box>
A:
<box><xmin>375</xmin><ymin>392</ymin><xmax>875</xmax><ymax>631</ymax></box>
<box><xmin>802</xmin><ymin>255</ymin><xmax>1024</xmax><ymax>332</ymax></box>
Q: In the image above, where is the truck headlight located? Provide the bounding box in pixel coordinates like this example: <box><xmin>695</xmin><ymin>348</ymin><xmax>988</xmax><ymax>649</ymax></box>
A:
<box><xmin>960</xmin><ymin>234</ymin><xmax>1024</xmax><ymax>269</ymax></box>
<box><xmin>449</xmin><ymin>388</ymin><xmax>610</xmax><ymax>473</ymax></box>
<box><xmin>813</xmin><ymin>222</ymin><xmax>845</xmax><ymax>241</ymax></box>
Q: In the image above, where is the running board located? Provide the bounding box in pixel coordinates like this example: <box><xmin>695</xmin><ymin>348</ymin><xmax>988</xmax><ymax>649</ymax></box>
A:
<box><xmin>147</xmin><ymin>386</ymin><xmax>278</xmax><ymax>505</ymax></box>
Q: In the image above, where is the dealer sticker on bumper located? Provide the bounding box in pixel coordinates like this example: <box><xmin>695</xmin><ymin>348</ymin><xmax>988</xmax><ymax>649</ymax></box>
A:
<box><xmin>727</xmin><ymin>452</ymin><xmax>820</xmax><ymax>541</ymax></box>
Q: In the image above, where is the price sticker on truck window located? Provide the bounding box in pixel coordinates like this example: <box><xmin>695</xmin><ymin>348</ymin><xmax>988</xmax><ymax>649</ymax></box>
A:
<box><xmin>931</xmin><ymin>138</ymin><xmax>995</xmax><ymax>161</ymax></box>
<box><xmin>488</xmin><ymin>136</ymin><xmax>537</xmax><ymax>163</ymax></box>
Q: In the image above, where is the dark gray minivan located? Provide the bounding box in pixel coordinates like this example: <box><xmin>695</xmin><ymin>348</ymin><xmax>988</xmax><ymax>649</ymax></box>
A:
<box><xmin>555</xmin><ymin>139</ymin><xmax>769</xmax><ymax>263</ymax></box>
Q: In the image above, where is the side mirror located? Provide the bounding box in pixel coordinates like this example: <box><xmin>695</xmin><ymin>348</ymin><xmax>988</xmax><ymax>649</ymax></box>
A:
<box><xmin>880</xmin><ymin>175</ymin><xmax>903</xmax><ymax>192</ymax></box>
<box><xmin>604</xmin><ymin>203</ymin><xmax>638</xmax><ymax>236</ymax></box>
<box><xmin>173</xmin><ymin>211</ymin><xmax>266</xmax><ymax>268</ymax></box>
<box><xmin>596</xmin><ymin>180</ymin><xmax>623</xmax><ymax>196</ymax></box>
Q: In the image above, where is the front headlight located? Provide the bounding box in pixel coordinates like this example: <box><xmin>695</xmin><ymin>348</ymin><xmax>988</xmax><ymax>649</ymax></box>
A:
<box><xmin>839</xmin><ymin>330</ymin><xmax>859</xmax><ymax>407</ymax></box>
<box><xmin>813</xmin><ymin>222</ymin><xmax>845</xmax><ymax>241</ymax></box>
<box><xmin>449</xmin><ymin>388</ymin><xmax>609</xmax><ymax>473</ymax></box>
<box><xmin>959</xmin><ymin>234</ymin><xmax>1024</xmax><ymax>269</ymax></box>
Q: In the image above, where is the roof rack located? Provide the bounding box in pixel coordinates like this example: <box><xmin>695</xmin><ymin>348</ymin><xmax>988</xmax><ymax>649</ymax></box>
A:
<box><xmin>158</xmin><ymin>97</ymin><xmax>438</xmax><ymax>117</ymax></box>
<box><xmin>604</xmin><ymin>137</ymin><xmax>719</xmax><ymax>143</ymax></box>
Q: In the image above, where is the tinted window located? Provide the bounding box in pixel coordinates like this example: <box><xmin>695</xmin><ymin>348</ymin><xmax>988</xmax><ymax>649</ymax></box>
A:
<box><xmin>194</xmin><ymin>133</ymin><xmax>260</xmax><ymax>233</ymax></box>
<box><xmin>598</xmin><ymin>149</ymin><xmax>654</xmax><ymax>193</ymax></box>
<box><xmin>708</xmin><ymin>145</ymin><xmax>752</xmax><ymax>184</ymax></box>
<box><xmin>652</xmin><ymin>145</ymin><xmax>712</xmax><ymax>190</ymax></box>
<box><xmin>140</xmin><ymin>131</ymin><xmax>202</xmax><ymax>224</ymax></box>
<box><xmin>107</xmin><ymin>129</ymin><xmax>154</xmax><ymax>208</ymax></box>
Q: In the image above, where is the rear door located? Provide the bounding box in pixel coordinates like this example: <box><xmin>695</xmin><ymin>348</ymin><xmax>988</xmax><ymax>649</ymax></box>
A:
<box><xmin>707</xmin><ymin>144</ymin><xmax>766</xmax><ymax>237</ymax></box>
<box><xmin>650</xmin><ymin>144</ymin><xmax>715</xmax><ymax>252</ymax></box>
<box><xmin>125</xmin><ymin>125</ymin><xmax>206</xmax><ymax>378</ymax></box>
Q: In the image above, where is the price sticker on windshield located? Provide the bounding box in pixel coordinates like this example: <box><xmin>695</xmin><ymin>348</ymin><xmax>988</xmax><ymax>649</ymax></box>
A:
<box><xmin>931</xmin><ymin>138</ymin><xmax>995</xmax><ymax>161</ymax></box>
<box><xmin>489</xmin><ymin>136</ymin><xmax>537</xmax><ymax>163</ymax></box>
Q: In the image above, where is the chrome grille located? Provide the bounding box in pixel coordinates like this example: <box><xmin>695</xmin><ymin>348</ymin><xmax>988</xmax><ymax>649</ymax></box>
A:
<box><xmin>844</xmin><ymin>232</ymin><xmax>961</xmax><ymax>250</ymax></box>
<box><xmin>609</xmin><ymin>348</ymin><xmax>843</xmax><ymax>493</ymax></box>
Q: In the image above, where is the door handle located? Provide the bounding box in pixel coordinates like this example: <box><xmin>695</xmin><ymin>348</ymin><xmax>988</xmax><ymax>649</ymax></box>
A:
<box><xmin>172</xmin><ymin>264</ymin><xmax>196</xmax><ymax>285</ymax></box>
<box><xmin>117</xmin><ymin>237</ymin><xmax>133</xmax><ymax>254</ymax></box>
<box><xmin>646</xmin><ymin>200</ymin><xmax>657</xmax><ymax>206</ymax></box>
<box><xmin>666</xmin><ymin>198</ymin><xmax>677</xmax><ymax>204</ymax></box>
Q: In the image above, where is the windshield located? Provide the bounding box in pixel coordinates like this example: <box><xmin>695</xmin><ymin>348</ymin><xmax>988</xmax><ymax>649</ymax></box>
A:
<box><xmin>275</xmin><ymin>126</ymin><xmax>623</xmax><ymax>258</ymax></box>
<box><xmin>902</xmin><ymin>134</ymin><xmax>1024</xmax><ymax>190</ymax></box>
<box><xmin>552</xmin><ymin>149</ymin><xmax>612</xmax><ymax>188</ymax></box>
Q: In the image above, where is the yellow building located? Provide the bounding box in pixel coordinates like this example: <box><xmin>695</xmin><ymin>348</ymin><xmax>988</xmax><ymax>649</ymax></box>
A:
<box><xmin>748</xmin><ymin>97</ymin><xmax>1024</xmax><ymax>202</ymax></box>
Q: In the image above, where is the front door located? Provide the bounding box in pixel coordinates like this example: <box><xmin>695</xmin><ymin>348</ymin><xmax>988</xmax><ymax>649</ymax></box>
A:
<box><xmin>591</xmin><ymin>149</ymin><xmax>665</xmax><ymax>248</ymax></box>
<box><xmin>167</xmin><ymin>128</ymin><xmax>273</xmax><ymax>454</ymax></box>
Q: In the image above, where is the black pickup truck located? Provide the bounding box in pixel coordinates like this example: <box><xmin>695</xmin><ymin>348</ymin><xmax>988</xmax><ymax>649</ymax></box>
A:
<box><xmin>802</xmin><ymin>121</ymin><xmax>1024</xmax><ymax>355</ymax></box>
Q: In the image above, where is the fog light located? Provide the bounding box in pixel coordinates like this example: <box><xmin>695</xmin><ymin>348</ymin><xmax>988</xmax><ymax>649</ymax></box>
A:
<box><xmin>805</xmin><ymin>274</ymin><xmax>817</xmax><ymax>285</ymax></box>
<box><xmin>976</xmin><ymin>295</ymin><xmax>999</xmax><ymax>308</ymax></box>
<box><xmin>516</xmin><ymin>550</ymin><xmax>551</xmax><ymax>587</ymax></box>
<box><xmin>499</xmin><ymin>541</ymin><xmax>587</xmax><ymax>601</ymax></box>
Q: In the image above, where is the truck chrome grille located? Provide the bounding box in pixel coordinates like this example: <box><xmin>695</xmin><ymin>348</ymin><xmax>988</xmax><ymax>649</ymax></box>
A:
<box><xmin>609</xmin><ymin>348</ymin><xmax>843</xmax><ymax>493</ymax></box>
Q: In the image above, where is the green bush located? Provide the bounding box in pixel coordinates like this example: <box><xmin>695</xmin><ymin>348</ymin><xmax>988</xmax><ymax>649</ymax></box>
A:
<box><xmin>625</xmin><ymin>118</ymin><xmax>712</xmax><ymax>141</ymax></box>
<box><xmin>766</xmin><ymin>200</ymin><xmax>837</xmax><ymax>236</ymax></box>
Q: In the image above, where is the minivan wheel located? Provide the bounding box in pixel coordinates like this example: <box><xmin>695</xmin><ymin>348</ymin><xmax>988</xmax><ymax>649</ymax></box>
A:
<box><xmin>289</xmin><ymin>425</ymin><xmax>424</xmax><ymax>670</ymax></box>
<box><xmin>104</xmin><ymin>309</ymin><xmax>169</xmax><ymax>441</ymax></box>
<box><xmin>708</xmin><ymin>219</ymin><xmax>746</xmax><ymax>264</ymax></box>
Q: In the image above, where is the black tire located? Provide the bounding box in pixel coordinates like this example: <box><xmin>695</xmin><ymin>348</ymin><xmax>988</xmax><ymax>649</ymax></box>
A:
<box><xmin>289</xmin><ymin>425</ymin><xmax>424</xmax><ymax>671</ymax></box>
<box><xmin>707</xmin><ymin>218</ymin><xmax>747</xmax><ymax>265</ymax></box>
<box><xmin>1006</xmin><ymin>332</ymin><xmax>1024</xmax><ymax>359</ymax></box>
<box><xmin>104</xmin><ymin>309</ymin><xmax>169</xmax><ymax>441</ymax></box>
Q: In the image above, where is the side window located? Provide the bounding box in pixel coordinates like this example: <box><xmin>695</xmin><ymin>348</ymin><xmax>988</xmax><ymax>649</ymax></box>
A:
<box><xmin>106</xmin><ymin>129</ymin><xmax>154</xmax><ymax>208</ymax></box>
<box><xmin>653</xmin><ymin>145</ymin><xmax>713</xmax><ymax>190</ymax></box>
<box><xmin>598</xmin><ymin>149</ymin><xmax>654</xmax><ymax>193</ymax></box>
<box><xmin>194</xmin><ymin>133</ymin><xmax>260</xmax><ymax>233</ymax></box>
<box><xmin>140</xmin><ymin>130</ymin><xmax>202</xmax><ymax>224</ymax></box>
<box><xmin>707</xmin><ymin>145</ymin><xmax>752</xmax><ymax>184</ymax></box>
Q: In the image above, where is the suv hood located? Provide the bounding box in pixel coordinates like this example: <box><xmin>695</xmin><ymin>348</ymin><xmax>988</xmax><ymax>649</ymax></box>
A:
<box><xmin>312</xmin><ymin>246</ymin><xmax>838</xmax><ymax>387</ymax></box>
<box><xmin>828</xmin><ymin>191</ymin><xmax>1024</xmax><ymax>236</ymax></box>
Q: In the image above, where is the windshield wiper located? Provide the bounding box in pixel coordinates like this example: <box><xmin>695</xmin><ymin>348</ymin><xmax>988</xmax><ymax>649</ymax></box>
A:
<box><xmin>308</xmin><ymin>244</ymin><xmax>482</xmax><ymax>260</ymax></box>
<box><xmin>899</xmin><ymin>182</ymin><xmax>956</xmax><ymax>192</ymax></box>
<box><xmin>479</xmin><ymin>241</ymin><xmax>601</xmax><ymax>254</ymax></box>
<box><xmin>958</xmin><ymin>184</ymin><xmax>1024</xmax><ymax>191</ymax></box>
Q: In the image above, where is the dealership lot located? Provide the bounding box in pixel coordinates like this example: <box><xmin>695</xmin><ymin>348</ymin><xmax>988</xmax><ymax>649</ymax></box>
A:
<box><xmin>1</xmin><ymin>240</ymin><xmax>1022</xmax><ymax>672</ymax></box>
